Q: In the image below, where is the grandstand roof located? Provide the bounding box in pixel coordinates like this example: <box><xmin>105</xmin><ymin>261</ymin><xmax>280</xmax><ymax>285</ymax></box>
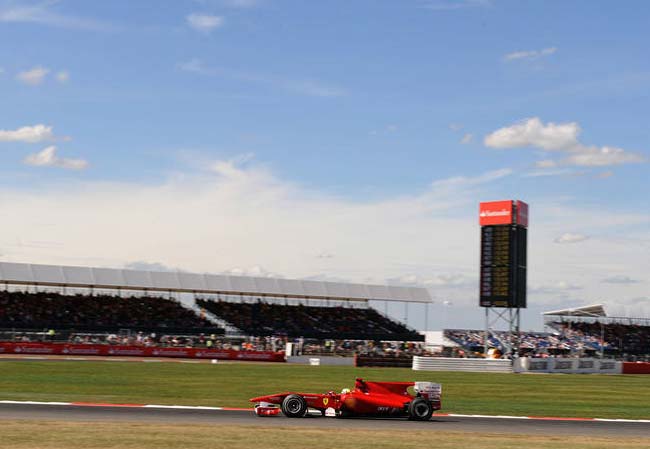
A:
<box><xmin>543</xmin><ymin>304</ymin><xmax>607</xmax><ymax>317</ymax></box>
<box><xmin>0</xmin><ymin>262</ymin><xmax>432</xmax><ymax>303</ymax></box>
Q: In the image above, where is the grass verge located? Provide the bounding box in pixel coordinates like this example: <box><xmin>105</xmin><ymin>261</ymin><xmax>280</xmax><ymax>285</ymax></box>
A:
<box><xmin>1</xmin><ymin>421</ymin><xmax>649</xmax><ymax>449</ymax></box>
<box><xmin>1</xmin><ymin>361</ymin><xmax>649</xmax><ymax>419</ymax></box>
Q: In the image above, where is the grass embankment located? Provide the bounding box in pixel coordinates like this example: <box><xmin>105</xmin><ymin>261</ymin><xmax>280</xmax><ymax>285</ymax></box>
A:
<box><xmin>1</xmin><ymin>361</ymin><xmax>649</xmax><ymax>419</ymax></box>
<box><xmin>1</xmin><ymin>422</ymin><xmax>648</xmax><ymax>449</ymax></box>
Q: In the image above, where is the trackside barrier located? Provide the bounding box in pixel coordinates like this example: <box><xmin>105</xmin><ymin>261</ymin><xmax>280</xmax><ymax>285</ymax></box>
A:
<box><xmin>356</xmin><ymin>355</ymin><xmax>413</xmax><ymax>368</ymax></box>
<box><xmin>0</xmin><ymin>342</ymin><xmax>285</xmax><ymax>362</ymax></box>
<box><xmin>513</xmin><ymin>357</ymin><xmax>622</xmax><ymax>374</ymax></box>
<box><xmin>286</xmin><ymin>355</ymin><xmax>354</xmax><ymax>366</ymax></box>
<box><xmin>622</xmin><ymin>362</ymin><xmax>650</xmax><ymax>374</ymax></box>
<box><xmin>412</xmin><ymin>356</ymin><xmax>513</xmax><ymax>373</ymax></box>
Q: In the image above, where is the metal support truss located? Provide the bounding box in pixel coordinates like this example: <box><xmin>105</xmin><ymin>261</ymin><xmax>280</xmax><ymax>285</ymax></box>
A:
<box><xmin>484</xmin><ymin>307</ymin><xmax>521</xmax><ymax>358</ymax></box>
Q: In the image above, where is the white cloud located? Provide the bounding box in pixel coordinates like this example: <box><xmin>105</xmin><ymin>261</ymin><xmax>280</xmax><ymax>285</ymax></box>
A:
<box><xmin>485</xmin><ymin>117</ymin><xmax>580</xmax><ymax>151</ymax></box>
<box><xmin>0</xmin><ymin>67</ymin><xmax>4</xmax><ymax>74</ymax></box>
<box><xmin>186</xmin><ymin>13</ymin><xmax>224</xmax><ymax>33</ymax></box>
<box><xmin>504</xmin><ymin>47</ymin><xmax>557</xmax><ymax>62</ymax></box>
<box><xmin>56</xmin><ymin>71</ymin><xmax>69</xmax><ymax>83</ymax></box>
<box><xmin>602</xmin><ymin>275</ymin><xmax>640</xmax><ymax>284</ymax></box>
<box><xmin>0</xmin><ymin>124</ymin><xmax>57</xmax><ymax>143</ymax></box>
<box><xmin>389</xmin><ymin>273</ymin><xmax>469</xmax><ymax>287</ymax></box>
<box><xmin>226</xmin><ymin>265</ymin><xmax>281</xmax><ymax>278</ymax></box>
<box><xmin>1</xmin><ymin>159</ymin><xmax>648</xmax><ymax>324</ymax></box>
<box><xmin>535</xmin><ymin>159</ymin><xmax>558</xmax><ymax>168</ymax></box>
<box><xmin>177</xmin><ymin>58</ymin><xmax>205</xmax><ymax>73</ymax></box>
<box><xmin>554</xmin><ymin>233</ymin><xmax>589</xmax><ymax>244</ymax></box>
<box><xmin>524</xmin><ymin>168</ymin><xmax>585</xmax><ymax>178</ymax></box>
<box><xmin>124</xmin><ymin>261</ymin><xmax>180</xmax><ymax>272</ymax></box>
<box><xmin>16</xmin><ymin>66</ymin><xmax>49</xmax><ymax>85</ymax></box>
<box><xmin>177</xmin><ymin>59</ymin><xmax>346</xmax><ymax>97</ymax></box>
<box><xmin>484</xmin><ymin>117</ymin><xmax>646</xmax><ymax>168</ymax></box>
<box><xmin>448</xmin><ymin>123</ymin><xmax>463</xmax><ymax>132</ymax></box>
<box><xmin>529</xmin><ymin>281</ymin><xmax>582</xmax><ymax>294</ymax></box>
<box><xmin>220</xmin><ymin>0</ymin><xmax>260</xmax><ymax>7</ymax></box>
<box><xmin>564</xmin><ymin>145</ymin><xmax>646</xmax><ymax>167</ymax></box>
<box><xmin>460</xmin><ymin>133</ymin><xmax>473</xmax><ymax>144</ymax></box>
<box><xmin>24</xmin><ymin>146</ymin><xmax>88</xmax><ymax>170</ymax></box>
<box><xmin>430</xmin><ymin>167</ymin><xmax>512</xmax><ymax>191</ymax></box>
<box><xmin>0</xmin><ymin>2</ymin><xmax>111</xmax><ymax>30</ymax></box>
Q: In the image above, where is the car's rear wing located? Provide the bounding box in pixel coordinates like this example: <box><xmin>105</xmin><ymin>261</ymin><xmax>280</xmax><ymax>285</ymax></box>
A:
<box><xmin>414</xmin><ymin>382</ymin><xmax>442</xmax><ymax>401</ymax></box>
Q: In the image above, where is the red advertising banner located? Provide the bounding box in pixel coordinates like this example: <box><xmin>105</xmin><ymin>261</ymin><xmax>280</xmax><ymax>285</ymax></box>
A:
<box><xmin>479</xmin><ymin>200</ymin><xmax>513</xmax><ymax>226</ymax></box>
<box><xmin>0</xmin><ymin>342</ymin><xmax>285</xmax><ymax>362</ymax></box>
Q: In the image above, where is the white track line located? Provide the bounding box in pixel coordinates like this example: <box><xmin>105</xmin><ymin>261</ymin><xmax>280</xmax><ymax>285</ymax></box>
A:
<box><xmin>142</xmin><ymin>405</ymin><xmax>223</xmax><ymax>410</ymax></box>
<box><xmin>0</xmin><ymin>400</ymin><xmax>72</xmax><ymax>406</ymax></box>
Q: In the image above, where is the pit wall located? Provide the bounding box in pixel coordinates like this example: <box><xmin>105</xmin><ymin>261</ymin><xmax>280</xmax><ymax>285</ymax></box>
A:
<box><xmin>513</xmin><ymin>357</ymin><xmax>621</xmax><ymax>374</ymax></box>
<box><xmin>0</xmin><ymin>342</ymin><xmax>285</xmax><ymax>362</ymax></box>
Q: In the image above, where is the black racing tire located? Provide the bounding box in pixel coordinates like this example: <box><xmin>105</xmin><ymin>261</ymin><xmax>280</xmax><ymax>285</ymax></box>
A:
<box><xmin>408</xmin><ymin>397</ymin><xmax>433</xmax><ymax>421</ymax></box>
<box><xmin>281</xmin><ymin>394</ymin><xmax>308</xmax><ymax>418</ymax></box>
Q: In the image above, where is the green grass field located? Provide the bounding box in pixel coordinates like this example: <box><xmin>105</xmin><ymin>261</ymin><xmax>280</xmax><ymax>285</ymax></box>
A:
<box><xmin>1</xmin><ymin>361</ymin><xmax>649</xmax><ymax>419</ymax></box>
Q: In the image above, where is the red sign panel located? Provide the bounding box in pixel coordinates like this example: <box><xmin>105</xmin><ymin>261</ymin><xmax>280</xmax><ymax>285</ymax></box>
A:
<box><xmin>479</xmin><ymin>200</ymin><xmax>513</xmax><ymax>226</ymax></box>
<box><xmin>516</xmin><ymin>200</ymin><xmax>529</xmax><ymax>227</ymax></box>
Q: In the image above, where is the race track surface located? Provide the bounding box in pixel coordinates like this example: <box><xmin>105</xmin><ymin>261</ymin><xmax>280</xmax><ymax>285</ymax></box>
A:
<box><xmin>1</xmin><ymin>404</ymin><xmax>648</xmax><ymax>437</ymax></box>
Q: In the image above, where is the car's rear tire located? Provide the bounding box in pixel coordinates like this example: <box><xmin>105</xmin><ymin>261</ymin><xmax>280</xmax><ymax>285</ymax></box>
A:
<box><xmin>408</xmin><ymin>397</ymin><xmax>433</xmax><ymax>421</ymax></box>
<box><xmin>281</xmin><ymin>394</ymin><xmax>308</xmax><ymax>418</ymax></box>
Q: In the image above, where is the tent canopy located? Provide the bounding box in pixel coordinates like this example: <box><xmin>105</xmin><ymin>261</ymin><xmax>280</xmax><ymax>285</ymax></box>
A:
<box><xmin>543</xmin><ymin>304</ymin><xmax>607</xmax><ymax>317</ymax></box>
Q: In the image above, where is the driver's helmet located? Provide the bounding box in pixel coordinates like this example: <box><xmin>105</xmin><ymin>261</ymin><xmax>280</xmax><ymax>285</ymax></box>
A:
<box><xmin>341</xmin><ymin>388</ymin><xmax>351</xmax><ymax>394</ymax></box>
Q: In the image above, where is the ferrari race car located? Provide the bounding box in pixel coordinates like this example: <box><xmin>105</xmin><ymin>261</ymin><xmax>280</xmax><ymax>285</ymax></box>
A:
<box><xmin>250</xmin><ymin>378</ymin><xmax>442</xmax><ymax>420</ymax></box>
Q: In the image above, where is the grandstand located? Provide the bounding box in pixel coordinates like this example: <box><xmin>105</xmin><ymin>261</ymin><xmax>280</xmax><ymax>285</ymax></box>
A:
<box><xmin>0</xmin><ymin>262</ymin><xmax>430</xmax><ymax>344</ymax></box>
<box><xmin>0</xmin><ymin>290</ymin><xmax>221</xmax><ymax>335</ymax></box>
<box><xmin>544</xmin><ymin>305</ymin><xmax>650</xmax><ymax>359</ymax></box>
<box><xmin>444</xmin><ymin>305</ymin><xmax>650</xmax><ymax>360</ymax></box>
<box><xmin>196</xmin><ymin>299</ymin><xmax>420</xmax><ymax>340</ymax></box>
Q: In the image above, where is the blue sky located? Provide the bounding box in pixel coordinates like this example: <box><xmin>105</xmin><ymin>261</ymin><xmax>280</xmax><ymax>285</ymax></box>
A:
<box><xmin>0</xmin><ymin>0</ymin><xmax>648</xmax><ymax>331</ymax></box>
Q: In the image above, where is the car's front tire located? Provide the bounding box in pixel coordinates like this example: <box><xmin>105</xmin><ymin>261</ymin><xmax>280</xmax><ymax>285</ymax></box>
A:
<box><xmin>281</xmin><ymin>394</ymin><xmax>308</xmax><ymax>418</ymax></box>
<box><xmin>408</xmin><ymin>397</ymin><xmax>433</xmax><ymax>421</ymax></box>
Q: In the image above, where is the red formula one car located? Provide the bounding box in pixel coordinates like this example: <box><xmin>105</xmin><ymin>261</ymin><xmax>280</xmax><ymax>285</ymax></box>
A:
<box><xmin>250</xmin><ymin>378</ymin><xmax>442</xmax><ymax>421</ymax></box>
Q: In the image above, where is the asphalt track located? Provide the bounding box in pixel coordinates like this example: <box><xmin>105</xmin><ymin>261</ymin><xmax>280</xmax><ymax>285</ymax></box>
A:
<box><xmin>1</xmin><ymin>404</ymin><xmax>649</xmax><ymax>437</ymax></box>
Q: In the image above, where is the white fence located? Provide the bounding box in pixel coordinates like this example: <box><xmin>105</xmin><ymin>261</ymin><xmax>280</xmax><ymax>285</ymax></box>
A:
<box><xmin>412</xmin><ymin>356</ymin><xmax>513</xmax><ymax>373</ymax></box>
<box><xmin>286</xmin><ymin>355</ymin><xmax>355</xmax><ymax>366</ymax></box>
<box><xmin>513</xmin><ymin>357</ymin><xmax>622</xmax><ymax>374</ymax></box>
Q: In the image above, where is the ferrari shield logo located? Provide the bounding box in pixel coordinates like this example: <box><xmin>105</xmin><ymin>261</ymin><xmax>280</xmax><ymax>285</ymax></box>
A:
<box><xmin>323</xmin><ymin>398</ymin><xmax>329</xmax><ymax>406</ymax></box>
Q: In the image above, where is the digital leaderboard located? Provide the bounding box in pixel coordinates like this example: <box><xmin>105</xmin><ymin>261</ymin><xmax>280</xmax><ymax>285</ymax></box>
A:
<box><xmin>479</xmin><ymin>200</ymin><xmax>528</xmax><ymax>308</ymax></box>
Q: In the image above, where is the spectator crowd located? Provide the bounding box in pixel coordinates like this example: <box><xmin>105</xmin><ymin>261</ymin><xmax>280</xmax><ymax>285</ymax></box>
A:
<box><xmin>0</xmin><ymin>290</ymin><xmax>222</xmax><ymax>333</ymax></box>
<box><xmin>445</xmin><ymin>321</ymin><xmax>650</xmax><ymax>359</ymax></box>
<box><xmin>196</xmin><ymin>299</ymin><xmax>422</xmax><ymax>341</ymax></box>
